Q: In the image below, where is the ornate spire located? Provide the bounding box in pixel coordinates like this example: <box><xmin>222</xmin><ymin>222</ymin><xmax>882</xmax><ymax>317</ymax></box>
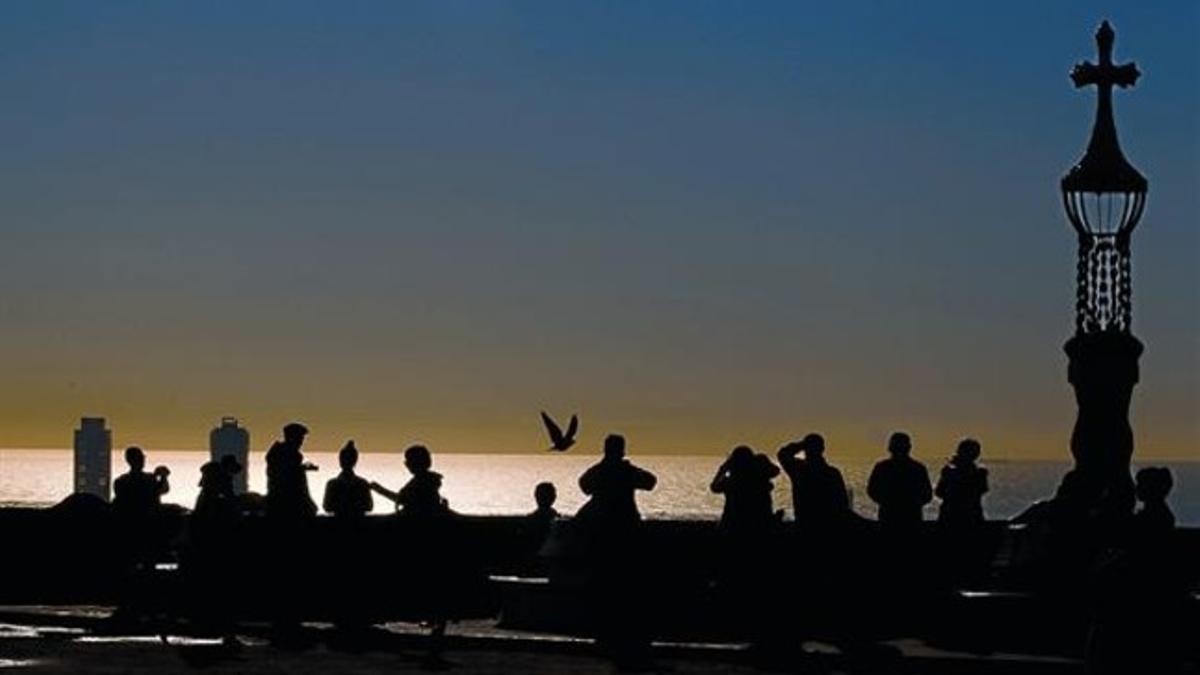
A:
<box><xmin>1061</xmin><ymin>21</ymin><xmax>1147</xmax><ymax>194</ymax></box>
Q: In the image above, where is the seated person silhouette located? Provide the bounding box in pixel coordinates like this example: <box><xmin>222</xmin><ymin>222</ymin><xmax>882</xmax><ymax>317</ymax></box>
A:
<box><xmin>1132</xmin><ymin>467</ymin><xmax>1174</xmax><ymax>534</ymax></box>
<box><xmin>529</xmin><ymin>481</ymin><xmax>559</xmax><ymax>523</ymax></box>
<box><xmin>323</xmin><ymin>441</ymin><xmax>374</xmax><ymax>518</ymax></box>
<box><xmin>265</xmin><ymin>422</ymin><xmax>318</xmax><ymax>519</ymax></box>
<box><xmin>577</xmin><ymin>434</ymin><xmax>657</xmax><ymax>529</ymax></box>
<box><xmin>777</xmin><ymin>433</ymin><xmax>850</xmax><ymax>529</ymax></box>
<box><xmin>867</xmin><ymin>432</ymin><xmax>932</xmax><ymax>527</ymax></box>
<box><xmin>710</xmin><ymin>445</ymin><xmax>779</xmax><ymax>534</ymax></box>
<box><xmin>195</xmin><ymin>454</ymin><xmax>242</xmax><ymax>516</ymax></box>
<box><xmin>519</xmin><ymin>482</ymin><xmax>560</xmax><ymax>566</ymax></box>
<box><xmin>370</xmin><ymin>445</ymin><xmax>449</xmax><ymax>517</ymax></box>
<box><xmin>935</xmin><ymin>438</ymin><xmax>989</xmax><ymax>525</ymax></box>
<box><xmin>112</xmin><ymin>446</ymin><xmax>170</xmax><ymax>517</ymax></box>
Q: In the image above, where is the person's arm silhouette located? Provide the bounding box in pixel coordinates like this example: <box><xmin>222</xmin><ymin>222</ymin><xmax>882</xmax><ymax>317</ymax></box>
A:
<box><xmin>832</xmin><ymin>468</ymin><xmax>850</xmax><ymax>512</ymax></box>
<box><xmin>918</xmin><ymin>465</ymin><xmax>934</xmax><ymax>506</ymax></box>
<box><xmin>579</xmin><ymin>465</ymin><xmax>600</xmax><ymax>496</ymax></box>
<box><xmin>777</xmin><ymin>443</ymin><xmax>801</xmax><ymax>476</ymax></box>
<box><xmin>710</xmin><ymin>459</ymin><xmax>731</xmax><ymax>494</ymax></box>
<box><xmin>867</xmin><ymin>463</ymin><xmax>884</xmax><ymax>505</ymax></box>
<box><xmin>632</xmin><ymin>464</ymin><xmax>657</xmax><ymax>491</ymax></box>
<box><xmin>369</xmin><ymin>481</ymin><xmax>402</xmax><ymax>507</ymax></box>
<box><xmin>758</xmin><ymin>454</ymin><xmax>781</xmax><ymax>479</ymax></box>
<box><xmin>323</xmin><ymin>479</ymin><xmax>338</xmax><ymax>514</ymax></box>
<box><xmin>153</xmin><ymin>466</ymin><xmax>171</xmax><ymax>496</ymax></box>
<box><xmin>934</xmin><ymin>465</ymin><xmax>951</xmax><ymax>500</ymax></box>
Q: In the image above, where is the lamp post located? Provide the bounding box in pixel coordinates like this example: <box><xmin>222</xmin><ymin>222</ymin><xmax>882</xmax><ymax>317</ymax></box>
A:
<box><xmin>1059</xmin><ymin>21</ymin><xmax>1147</xmax><ymax>517</ymax></box>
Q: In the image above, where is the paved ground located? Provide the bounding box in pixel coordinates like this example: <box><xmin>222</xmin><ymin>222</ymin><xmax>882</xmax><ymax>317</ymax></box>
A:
<box><xmin>0</xmin><ymin>606</ymin><xmax>1145</xmax><ymax>675</ymax></box>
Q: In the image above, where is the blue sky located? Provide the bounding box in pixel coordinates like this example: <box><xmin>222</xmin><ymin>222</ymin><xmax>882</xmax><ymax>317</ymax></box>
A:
<box><xmin>0</xmin><ymin>2</ymin><xmax>1195</xmax><ymax>458</ymax></box>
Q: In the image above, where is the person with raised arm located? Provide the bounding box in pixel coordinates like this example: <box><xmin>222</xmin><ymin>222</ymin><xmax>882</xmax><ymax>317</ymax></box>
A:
<box><xmin>370</xmin><ymin>445</ymin><xmax>449</xmax><ymax>517</ymax></box>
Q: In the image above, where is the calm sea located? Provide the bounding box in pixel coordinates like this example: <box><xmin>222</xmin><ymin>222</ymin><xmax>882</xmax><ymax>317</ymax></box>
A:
<box><xmin>1</xmin><ymin>449</ymin><xmax>1196</xmax><ymax>525</ymax></box>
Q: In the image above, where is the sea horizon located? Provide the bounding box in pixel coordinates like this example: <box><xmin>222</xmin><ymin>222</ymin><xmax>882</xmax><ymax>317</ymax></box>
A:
<box><xmin>3</xmin><ymin>448</ymin><xmax>1196</xmax><ymax>525</ymax></box>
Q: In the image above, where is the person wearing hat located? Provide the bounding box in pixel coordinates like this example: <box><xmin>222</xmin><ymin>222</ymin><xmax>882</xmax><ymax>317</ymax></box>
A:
<box><xmin>777</xmin><ymin>433</ymin><xmax>851</xmax><ymax>530</ymax></box>
<box><xmin>265</xmin><ymin>422</ymin><xmax>318</xmax><ymax>519</ymax></box>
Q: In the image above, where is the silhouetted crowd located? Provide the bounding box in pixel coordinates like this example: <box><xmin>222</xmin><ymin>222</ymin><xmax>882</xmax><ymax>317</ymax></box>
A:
<box><xmin>102</xmin><ymin>423</ymin><xmax>1183</xmax><ymax>670</ymax></box>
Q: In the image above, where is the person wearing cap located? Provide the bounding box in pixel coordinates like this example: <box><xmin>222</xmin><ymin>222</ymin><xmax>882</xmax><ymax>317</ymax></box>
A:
<box><xmin>323</xmin><ymin>441</ymin><xmax>373</xmax><ymax>518</ymax></box>
<box><xmin>777</xmin><ymin>433</ymin><xmax>850</xmax><ymax>530</ymax></box>
<box><xmin>265</xmin><ymin>422</ymin><xmax>318</xmax><ymax>519</ymax></box>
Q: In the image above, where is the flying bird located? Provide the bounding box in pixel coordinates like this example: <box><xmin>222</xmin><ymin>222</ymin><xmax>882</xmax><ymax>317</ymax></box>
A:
<box><xmin>540</xmin><ymin>411</ymin><xmax>579</xmax><ymax>452</ymax></box>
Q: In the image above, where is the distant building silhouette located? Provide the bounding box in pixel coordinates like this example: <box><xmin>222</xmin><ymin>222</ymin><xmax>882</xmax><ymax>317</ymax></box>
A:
<box><xmin>209</xmin><ymin>417</ymin><xmax>250</xmax><ymax>495</ymax></box>
<box><xmin>74</xmin><ymin>417</ymin><xmax>112</xmax><ymax>501</ymax></box>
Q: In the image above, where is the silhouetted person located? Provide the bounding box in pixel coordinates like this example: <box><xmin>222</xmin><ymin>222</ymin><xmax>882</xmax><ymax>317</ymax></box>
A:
<box><xmin>935</xmin><ymin>439</ymin><xmax>988</xmax><ymax>525</ymax></box>
<box><xmin>1087</xmin><ymin>467</ymin><xmax>1185</xmax><ymax>674</ymax></box>
<box><xmin>777</xmin><ymin>433</ymin><xmax>850</xmax><ymax>529</ymax></box>
<box><xmin>189</xmin><ymin>455</ymin><xmax>243</xmax><ymax>643</ymax></box>
<box><xmin>370</xmin><ymin>445</ymin><xmax>454</xmax><ymax>656</ymax></box>
<box><xmin>112</xmin><ymin>446</ymin><xmax>170</xmax><ymax>517</ymax></box>
<box><xmin>265</xmin><ymin>422</ymin><xmax>318</xmax><ymax>520</ymax></box>
<box><xmin>517</xmin><ymin>482</ymin><xmax>560</xmax><ymax>574</ymax></box>
<box><xmin>709</xmin><ymin>446</ymin><xmax>780</xmax><ymax>649</ymax></box>
<box><xmin>111</xmin><ymin>446</ymin><xmax>172</xmax><ymax>617</ymax></box>
<box><xmin>711</xmin><ymin>445</ymin><xmax>779</xmax><ymax>534</ymax></box>
<box><xmin>576</xmin><ymin>434</ymin><xmax>657</xmax><ymax>669</ymax></box>
<box><xmin>577</xmin><ymin>434</ymin><xmax>657</xmax><ymax>528</ymax></box>
<box><xmin>867</xmin><ymin>432</ymin><xmax>932</xmax><ymax>527</ymax></box>
<box><xmin>370</xmin><ymin>445</ymin><xmax>449</xmax><ymax>517</ymax></box>
<box><xmin>323</xmin><ymin>441</ymin><xmax>373</xmax><ymax>518</ymax></box>
<box><xmin>1132</xmin><ymin>466</ymin><xmax>1174</xmax><ymax>534</ymax></box>
<box><xmin>529</xmin><ymin>481</ymin><xmax>559</xmax><ymax>522</ymax></box>
<box><xmin>264</xmin><ymin>423</ymin><xmax>317</xmax><ymax>644</ymax></box>
<box><xmin>195</xmin><ymin>455</ymin><xmax>242</xmax><ymax>517</ymax></box>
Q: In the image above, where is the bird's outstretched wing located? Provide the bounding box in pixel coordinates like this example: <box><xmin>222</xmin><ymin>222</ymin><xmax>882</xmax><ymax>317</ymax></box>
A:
<box><xmin>565</xmin><ymin>415</ymin><xmax>579</xmax><ymax>441</ymax></box>
<box><xmin>541</xmin><ymin>411</ymin><xmax>565</xmax><ymax>446</ymax></box>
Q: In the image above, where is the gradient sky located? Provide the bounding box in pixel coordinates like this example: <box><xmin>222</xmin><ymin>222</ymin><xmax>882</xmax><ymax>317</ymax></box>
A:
<box><xmin>0</xmin><ymin>2</ymin><xmax>1195</xmax><ymax>460</ymax></box>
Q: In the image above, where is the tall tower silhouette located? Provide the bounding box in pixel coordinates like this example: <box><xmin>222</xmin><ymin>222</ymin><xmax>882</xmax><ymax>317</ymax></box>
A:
<box><xmin>210</xmin><ymin>417</ymin><xmax>250</xmax><ymax>494</ymax></box>
<box><xmin>74</xmin><ymin>417</ymin><xmax>112</xmax><ymax>500</ymax></box>
<box><xmin>1058</xmin><ymin>21</ymin><xmax>1147</xmax><ymax>517</ymax></box>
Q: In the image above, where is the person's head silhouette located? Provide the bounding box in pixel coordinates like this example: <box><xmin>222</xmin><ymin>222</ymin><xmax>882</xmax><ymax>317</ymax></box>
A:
<box><xmin>404</xmin><ymin>445</ymin><xmax>432</xmax><ymax>474</ymax></box>
<box><xmin>534</xmin><ymin>482</ymin><xmax>557</xmax><ymax>511</ymax></box>
<box><xmin>728</xmin><ymin>445</ymin><xmax>755</xmax><ymax>470</ymax></box>
<box><xmin>283</xmin><ymin>422</ymin><xmax>309</xmax><ymax>445</ymax></box>
<box><xmin>220</xmin><ymin>454</ymin><xmax>243</xmax><ymax>476</ymax></box>
<box><xmin>887</xmin><ymin>432</ymin><xmax>912</xmax><ymax>458</ymax></box>
<box><xmin>339</xmin><ymin>441</ymin><xmax>359</xmax><ymax>472</ymax></box>
<box><xmin>1135</xmin><ymin>467</ymin><xmax>1172</xmax><ymax>504</ymax></box>
<box><xmin>125</xmin><ymin>446</ymin><xmax>146</xmax><ymax>472</ymax></box>
<box><xmin>954</xmin><ymin>438</ymin><xmax>981</xmax><ymax>465</ymax></box>
<box><xmin>603</xmin><ymin>434</ymin><xmax>626</xmax><ymax>461</ymax></box>
<box><xmin>800</xmin><ymin>433</ymin><xmax>826</xmax><ymax>460</ymax></box>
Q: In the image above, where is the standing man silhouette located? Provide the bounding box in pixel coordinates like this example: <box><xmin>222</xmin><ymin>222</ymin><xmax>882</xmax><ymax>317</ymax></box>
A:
<box><xmin>576</xmin><ymin>434</ymin><xmax>657</xmax><ymax>669</ymax></box>
<box><xmin>777</xmin><ymin>433</ymin><xmax>850</xmax><ymax>530</ymax></box>
<box><xmin>113</xmin><ymin>446</ymin><xmax>170</xmax><ymax>517</ymax></box>
<box><xmin>265</xmin><ymin>422</ymin><xmax>318</xmax><ymax>520</ymax></box>
<box><xmin>867</xmin><ymin>432</ymin><xmax>932</xmax><ymax>527</ymax></box>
